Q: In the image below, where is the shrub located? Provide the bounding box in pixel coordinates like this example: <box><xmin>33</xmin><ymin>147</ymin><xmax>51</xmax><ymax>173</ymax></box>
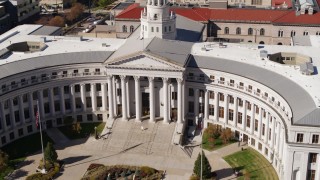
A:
<box><xmin>87</xmin><ymin>163</ymin><xmax>104</xmax><ymax>171</ymax></box>
<box><xmin>190</xmin><ymin>174</ymin><xmax>200</xmax><ymax>180</ymax></box>
<box><xmin>27</xmin><ymin>162</ymin><xmax>60</xmax><ymax>180</ymax></box>
<box><xmin>141</xmin><ymin>166</ymin><xmax>156</xmax><ymax>176</ymax></box>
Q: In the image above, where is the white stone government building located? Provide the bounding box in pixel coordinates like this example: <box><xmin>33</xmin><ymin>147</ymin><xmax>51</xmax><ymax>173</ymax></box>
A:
<box><xmin>0</xmin><ymin>1</ymin><xmax>320</xmax><ymax>180</ymax></box>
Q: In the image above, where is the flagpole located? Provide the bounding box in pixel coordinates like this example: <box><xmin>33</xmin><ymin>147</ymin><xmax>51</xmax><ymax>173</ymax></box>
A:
<box><xmin>37</xmin><ymin>100</ymin><xmax>46</xmax><ymax>174</ymax></box>
<box><xmin>200</xmin><ymin>116</ymin><xmax>203</xmax><ymax>180</ymax></box>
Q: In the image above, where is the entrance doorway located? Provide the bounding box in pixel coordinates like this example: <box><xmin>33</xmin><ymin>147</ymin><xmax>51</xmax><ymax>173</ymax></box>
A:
<box><xmin>142</xmin><ymin>92</ymin><xmax>150</xmax><ymax>116</ymax></box>
<box><xmin>243</xmin><ymin>134</ymin><xmax>249</xmax><ymax>143</ymax></box>
<box><xmin>117</xmin><ymin>104</ymin><xmax>122</xmax><ymax>116</ymax></box>
<box><xmin>171</xmin><ymin>108</ymin><xmax>177</xmax><ymax>122</ymax></box>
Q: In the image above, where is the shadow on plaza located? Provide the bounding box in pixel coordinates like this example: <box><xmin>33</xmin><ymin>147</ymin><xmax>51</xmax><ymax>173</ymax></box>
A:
<box><xmin>64</xmin><ymin>143</ymin><xmax>144</xmax><ymax>169</ymax></box>
<box><xmin>54</xmin><ymin>138</ymin><xmax>88</xmax><ymax>150</ymax></box>
<box><xmin>6</xmin><ymin>169</ymin><xmax>28</xmax><ymax>180</ymax></box>
<box><xmin>62</xmin><ymin>155</ymin><xmax>92</xmax><ymax>165</ymax></box>
<box><xmin>214</xmin><ymin>166</ymin><xmax>244</xmax><ymax>179</ymax></box>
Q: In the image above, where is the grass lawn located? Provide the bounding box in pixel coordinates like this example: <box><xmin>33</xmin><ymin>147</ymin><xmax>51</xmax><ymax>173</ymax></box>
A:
<box><xmin>202</xmin><ymin>131</ymin><xmax>237</xmax><ymax>151</ymax></box>
<box><xmin>223</xmin><ymin>148</ymin><xmax>278</xmax><ymax>180</ymax></box>
<box><xmin>58</xmin><ymin>122</ymin><xmax>106</xmax><ymax>140</ymax></box>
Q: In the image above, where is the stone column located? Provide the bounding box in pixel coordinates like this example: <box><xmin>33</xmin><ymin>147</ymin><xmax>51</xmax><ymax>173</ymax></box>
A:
<box><xmin>60</xmin><ymin>86</ymin><xmax>65</xmax><ymax>115</ymax></box>
<box><xmin>149</xmin><ymin>77</ymin><xmax>155</xmax><ymax>122</ymax></box>
<box><xmin>49</xmin><ymin>88</ymin><xmax>55</xmax><ymax>117</ymax></box>
<box><xmin>18</xmin><ymin>95</ymin><xmax>24</xmax><ymax>124</ymax></box>
<box><xmin>250</xmin><ymin>103</ymin><xmax>254</xmax><ymax>134</ymax></box>
<box><xmin>0</xmin><ymin>102</ymin><xmax>5</xmax><ymax>131</ymax></box>
<box><xmin>113</xmin><ymin>77</ymin><xmax>118</xmax><ymax>116</ymax></box>
<box><xmin>271</xmin><ymin>116</ymin><xmax>276</xmax><ymax>149</ymax></box>
<box><xmin>242</xmin><ymin>100</ymin><xmax>247</xmax><ymax>131</ymax></box>
<box><xmin>276</xmin><ymin>122</ymin><xmax>281</xmax><ymax>154</ymax></box>
<box><xmin>101</xmin><ymin>83</ymin><xmax>107</xmax><ymax>111</ymax></box>
<box><xmin>70</xmin><ymin>85</ymin><xmax>76</xmax><ymax>113</ymax></box>
<box><xmin>80</xmin><ymin>84</ymin><xmax>86</xmax><ymax>112</ymax></box>
<box><xmin>204</xmin><ymin>89</ymin><xmax>209</xmax><ymax>121</ymax></box>
<box><xmin>107</xmin><ymin>75</ymin><xmax>114</xmax><ymax>119</ymax></box>
<box><xmin>194</xmin><ymin>89</ymin><xmax>199</xmax><ymax>117</ymax></box>
<box><xmin>163</xmin><ymin>77</ymin><xmax>169</xmax><ymax>123</ymax></box>
<box><xmin>265</xmin><ymin>112</ymin><xmax>270</xmax><ymax>143</ymax></box>
<box><xmin>134</xmin><ymin>76</ymin><xmax>141</xmax><ymax>121</ymax></box>
<box><xmin>258</xmin><ymin>107</ymin><xmax>263</xmax><ymax>139</ymax></box>
<box><xmin>126</xmin><ymin>79</ymin><xmax>130</xmax><ymax>118</ymax></box>
<box><xmin>279</xmin><ymin>126</ymin><xmax>284</xmax><ymax>159</ymax></box>
<box><xmin>91</xmin><ymin>83</ymin><xmax>97</xmax><ymax>111</ymax></box>
<box><xmin>177</xmin><ymin>78</ymin><xmax>183</xmax><ymax>124</ymax></box>
<box><xmin>120</xmin><ymin>75</ymin><xmax>127</xmax><ymax>120</ymax></box>
<box><xmin>224</xmin><ymin>94</ymin><xmax>228</xmax><ymax>125</ymax></box>
<box><xmin>28</xmin><ymin>93</ymin><xmax>35</xmax><ymax>121</ymax></box>
<box><xmin>214</xmin><ymin>92</ymin><xmax>219</xmax><ymax>121</ymax></box>
<box><xmin>233</xmin><ymin>96</ymin><xmax>238</xmax><ymax>127</ymax></box>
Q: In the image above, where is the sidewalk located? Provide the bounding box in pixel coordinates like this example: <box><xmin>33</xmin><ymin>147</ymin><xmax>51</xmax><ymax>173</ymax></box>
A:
<box><xmin>46</xmin><ymin>128</ymin><xmax>70</xmax><ymax>144</ymax></box>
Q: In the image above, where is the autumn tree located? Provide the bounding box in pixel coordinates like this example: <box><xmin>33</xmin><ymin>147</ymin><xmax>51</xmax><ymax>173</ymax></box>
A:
<box><xmin>36</xmin><ymin>16</ymin><xmax>50</xmax><ymax>25</ymax></box>
<box><xmin>48</xmin><ymin>16</ymin><xmax>65</xmax><ymax>27</ymax></box>
<box><xmin>66</xmin><ymin>3</ymin><xmax>85</xmax><ymax>22</ymax></box>
<box><xmin>220</xmin><ymin>128</ymin><xmax>233</xmax><ymax>144</ymax></box>
<box><xmin>0</xmin><ymin>150</ymin><xmax>9</xmax><ymax>171</ymax></box>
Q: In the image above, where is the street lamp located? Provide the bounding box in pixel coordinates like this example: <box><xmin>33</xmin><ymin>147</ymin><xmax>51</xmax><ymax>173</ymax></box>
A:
<box><xmin>254</xmin><ymin>28</ymin><xmax>260</xmax><ymax>43</ymax></box>
<box><xmin>94</xmin><ymin>126</ymin><xmax>97</xmax><ymax>139</ymax></box>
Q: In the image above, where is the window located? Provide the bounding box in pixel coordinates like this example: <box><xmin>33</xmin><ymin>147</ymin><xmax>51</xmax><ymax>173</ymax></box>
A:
<box><xmin>64</xmin><ymin>86</ymin><xmax>70</xmax><ymax>94</ymax></box>
<box><xmin>316</xmin><ymin>31</ymin><xmax>320</xmax><ymax>36</ymax></box>
<box><xmin>236</xmin><ymin>27</ymin><xmax>241</xmax><ymax>35</ymax></box>
<box><xmin>54</xmin><ymin>101</ymin><xmax>60</xmax><ymax>112</ymax></box>
<box><xmin>9</xmin><ymin>132</ymin><xmax>14</xmax><ymax>140</ymax></box>
<box><xmin>164</xmin><ymin>26</ymin><xmax>167</xmax><ymax>32</ymax></box>
<box><xmin>21</xmin><ymin>78</ymin><xmax>27</xmax><ymax>85</ymax></box>
<box><xmin>122</xmin><ymin>25</ymin><xmax>127</xmax><ymax>32</ymax></box>
<box><xmin>209</xmin><ymin>91</ymin><xmax>214</xmax><ymax>99</ymax></box>
<box><xmin>238</xmin><ymin>99</ymin><xmax>243</xmax><ymax>107</ymax></box>
<box><xmin>18</xmin><ymin>128</ymin><xmax>23</xmax><ymax>137</ymax></box>
<box><xmin>254</xmin><ymin>119</ymin><xmax>258</xmax><ymax>131</ymax></box>
<box><xmin>31</xmin><ymin>76</ymin><xmax>37</xmax><ymax>83</ymax></box>
<box><xmin>224</xmin><ymin>27</ymin><xmax>229</xmax><ymax>34</ymax></box>
<box><xmin>169</xmin><ymin>26</ymin><xmax>171</xmax><ymax>32</ymax></box>
<box><xmin>172</xmin><ymin>92</ymin><xmax>177</xmax><ymax>100</ymax></box>
<box><xmin>75</xmin><ymin>85</ymin><xmax>80</xmax><ymax>93</ymax></box>
<box><xmin>97</xmin><ymin>96</ymin><xmax>102</xmax><ymax>108</ymax></box>
<box><xmin>312</xmin><ymin>135</ymin><xmax>319</xmax><ymax>143</ymax></box>
<box><xmin>86</xmin><ymin>97</ymin><xmax>92</xmax><ymax>108</ymax></box>
<box><xmin>229</xmin><ymin>96</ymin><xmax>234</xmax><ymax>104</ymax></box>
<box><xmin>255</xmin><ymin>106</ymin><xmax>259</xmax><ymax>114</ymax></box>
<box><xmin>156</xmin><ymin>27</ymin><xmax>159</xmax><ymax>32</ymax></box>
<box><xmin>251</xmin><ymin>138</ymin><xmax>255</xmax><ymax>146</ymax></box>
<box><xmin>84</xmin><ymin>69</ymin><xmax>90</xmax><ymax>75</ymax></box>
<box><xmin>278</xmin><ymin>30</ymin><xmax>283</xmax><ymax>37</ymax></box>
<box><xmin>151</xmin><ymin>27</ymin><xmax>154</xmax><ymax>32</ymax></box>
<box><xmin>262</xmin><ymin>124</ymin><xmax>265</xmax><ymax>135</ymax></box>
<box><xmin>188</xmin><ymin>101</ymin><xmax>194</xmax><ymax>113</ymax></box>
<box><xmin>291</xmin><ymin>30</ymin><xmax>296</xmax><ymax>37</ymax></box>
<box><xmin>24</xmin><ymin>108</ymin><xmax>30</xmax><ymax>119</ymax></box>
<box><xmin>96</xmin><ymin>83</ymin><xmax>101</xmax><ymax>91</ymax></box>
<box><xmin>62</xmin><ymin>71</ymin><xmax>68</xmax><ymax>77</ymax></box>
<box><xmin>14</xmin><ymin>111</ymin><xmax>20</xmax><ymax>123</ymax></box>
<box><xmin>248</xmin><ymin>28</ymin><xmax>253</xmax><ymax>35</ymax></box>
<box><xmin>210</xmin><ymin>75</ymin><xmax>215</xmax><ymax>80</ymax></box>
<box><xmin>247</xmin><ymin>102</ymin><xmax>251</xmax><ymax>110</ymax></box>
<box><xmin>269</xmin><ymin>128</ymin><xmax>272</xmax><ymax>140</ymax></box>
<box><xmin>97</xmin><ymin>114</ymin><xmax>103</xmax><ymax>121</ymax></box>
<box><xmin>252</xmin><ymin>0</ymin><xmax>262</xmax><ymax>5</ymax></box>
<box><xmin>44</xmin><ymin>103</ymin><xmax>50</xmax><ymax>114</ymax></box>
<box><xmin>199</xmin><ymin>103</ymin><xmax>204</xmax><ymax>114</ymax></box>
<box><xmin>27</xmin><ymin>125</ymin><xmax>33</xmax><ymax>133</ymax></box>
<box><xmin>209</xmin><ymin>105</ymin><xmax>214</xmax><ymax>116</ymax></box>
<box><xmin>228</xmin><ymin>109</ymin><xmax>234</xmax><ymax>121</ymax></box>
<box><xmin>51</xmin><ymin>72</ymin><xmax>57</xmax><ymax>79</ymax></box>
<box><xmin>117</xmin><ymin>88</ymin><xmax>121</xmax><ymax>96</ymax></box>
<box><xmin>22</xmin><ymin>94</ymin><xmax>28</xmax><ymax>103</ymax></box>
<box><xmin>260</xmin><ymin>28</ymin><xmax>265</xmax><ymax>36</ymax></box>
<box><xmin>309</xmin><ymin>153</ymin><xmax>317</xmax><ymax>163</ymax></box>
<box><xmin>219</xmin><ymin>77</ymin><xmax>225</xmax><ymax>84</ymax></box>
<box><xmin>85</xmin><ymin>84</ymin><xmax>91</xmax><ymax>92</ymax></box>
<box><xmin>5</xmin><ymin>114</ymin><xmax>11</xmax><ymax>126</ymax></box>
<box><xmin>1</xmin><ymin>136</ymin><xmax>6</xmax><ymax>144</ymax></box>
<box><xmin>75</xmin><ymin>97</ymin><xmax>82</xmax><ymax>109</ymax></box>
<box><xmin>297</xmin><ymin>133</ymin><xmax>304</xmax><ymax>143</ymax></box>
<box><xmin>130</xmin><ymin>25</ymin><xmax>134</xmax><ymax>33</ymax></box>
<box><xmin>199</xmin><ymin>90</ymin><xmax>204</xmax><ymax>98</ymax></box>
<box><xmin>219</xmin><ymin>93</ymin><xmax>224</xmax><ymax>101</ymax></box>
<box><xmin>53</xmin><ymin>87</ymin><xmax>59</xmax><ymax>96</ymax></box>
<box><xmin>33</xmin><ymin>91</ymin><xmax>38</xmax><ymax>100</ymax></box>
<box><xmin>246</xmin><ymin>116</ymin><xmax>251</xmax><ymax>128</ymax></box>
<box><xmin>87</xmin><ymin>114</ymin><xmax>93</xmax><ymax>121</ymax></box>
<box><xmin>258</xmin><ymin>143</ymin><xmax>262</xmax><ymax>151</ymax></box>
<box><xmin>65</xmin><ymin>99</ymin><xmax>71</xmax><ymax>110</ymax></box>
<box><xmin>189</xmin><ymin>88</ymin><xmax>194</xmax><ymax>96</ymax></box>
<box><xmin>219</xmin><ymin>107</ymin><xmax>224</xmax><ymax>118</ymax></box>
<box><xmin>43</xmin><ymin>89</ymin><xmax>48</xmax><ymax>98</ymax></box>
<box><xmin>76</xmin><ymin>115</ymin><xmax>82</xmax><ymax>122</ymax></box>
<box><xmin>237</xmin><ymin>112</ymin><xmax>242</xmax><ymax>124</ymax></box>
<box><xmin>13</xmin><ymin>97</ymin><xmax>18</xmax><ymax>106</ymax></box>
<box><xmin>303</xmin><ymin>31</ymin><xmax>309</xmax><ymax>36</ymax></box>
<box><xmin>307</xmin><ymin>170</ymin><xmax>316</xmax><ymax>180</ymax></box>
<box><xmin>95</xmin><ymin>68</ymin><xmax>100</xmax><ymax>75</ymax></box>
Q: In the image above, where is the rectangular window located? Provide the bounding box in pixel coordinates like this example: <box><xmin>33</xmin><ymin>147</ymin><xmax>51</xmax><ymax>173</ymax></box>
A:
<box><xmin>64</xmin><ymin>86</ymin><xmax>70</xmax><ymax>94</ymax></box>
<box><xmin>1</xmin><ymin>136</ymin><xmax>6</xmax><ymax>144</ymax></box>
<box><xmin>246</xmin><ymin>116</ymin><xmax>251</xmax><ymax>128</ymax></box>
<box><xmin>43</xmin><ymin>89</ymin><xmax>48</xmax><ymax>98</ymax></box>
<box><xmin>87</xmin><ymin>114</ymin><xmax>93</xmax><ymax>121</ymax></box>
<box><xmin>57</xmin><ymin>118</ymin><xmax>62</xmax><ymax>125</ymax></box>
<box><xmin>76</xmin><ymin>115</ymin><xmax>82</xmax><ymax>122</ymax></box>
<box><xmin>219</xmin><ymin>93</ymin><xmax>224</xmax><ymax>101</ymax></box>
<box><xmin>14</xmin><ymin>111</ymin><xmax>20</xmax><ymax>123</ymax></box>
<box><xmin>97</xmin><ymin>96</ymin><xmax>102</xmax><ymax>108</ymax></box>
<box><xmin>85</xmin><ymin>84</ymin><xmax>91</xmax><ymax>92</ymax></box>
<box><xmin>199</xmin><ymin>103</ymin><xmax>204</xmax><ymax>114</ymax></box>
<box><xmin>312</xmin><ymin>135</ymin><xmax>319</xmax><ymax>144</ymax></box>
<box><xmin>97</xmin><ymin>114</ymin><xmax>103</xmax><ymax>121</ymax></box>
<box><xmin>237</xmin><ymin>112</ymin><xmax>242</xmax><ymax>124</ymax></box>
<box><xmin>86</xmin><ymin>97</ymin><xmax>92</xmax><ymax>108</ymax></box>
<box><xmin>254</xmin><ymin>119</ymin><xmax>258</xmax><ymax>131</ymax></box>
<box><xmin>309</xmin><ymin>153</ymin><xmax>317</xmax><ymax>163</ymax></box>
<box><xmin>229</xmin><ymin>96</ymin><xmax>234</xmax><ymax>104</ymax></box>
<box><xmin>9</xmin><ymin>132</ymin><xmax>14</xmax><ymax>140</ymax></box>
<box><xmin>13</xmin><ymin>97</ymin><xmax>18</xmax><ymax>106</ymax></box>
<box><xmin>307</xmin><ymin>170</ymin><xmax>316</xmax><ymax>180</ymax></box>
<box><xmin>117</xmin><ymin>88</ymin><xmax>121</xmax><ymax>96</ymax></box>
<box><xmin>75</xmin><ymin>84</ymin><xmax>80</xmax><ymax>93</ymax></box>
<box><xmin>209</xmin><ymin>91</ymin><xmax>214</xmax><ymax>99</ymax></box>
<box><xmin>51</xmin><ymin>72</ymin><xmax>57</xmax><ymax>79</ymax></box>
<box><xmin>54</xmin><ymin>101</ymin><xmax>60</xmax><ymax>112</ymax></box>
<box><xmin>27</xmin><ymin>125</ymin><xmax>33</xmax><ymax>133</ymax></box>
<box><xmin>269</xmin><ymin>128</ymin><xmax>272</xmax><ymax>140</ymax></box>
<box><xmin>219</xmin><ymin>77</ymin><xmax>225</xmax><ymax>84</ymax></box>
<box><xmin>75</xmin><ymin>97</ymin><xmax>82</xmax><ymax>109</ymax></box>
<box><xmin>22</xmin><ymin>94</ymin><xmax>28</xmax><ymax>103</ymax></box>
<box><xmin>209</xmin><ymin>105</ymin><xmax>214</xmax><ymax>116</ymax></box>
<box><xmin>96</xmin><ymin>83</ymin><xmax>101</xmax><ymax>91</ymax></box>
<box><xmin>172</xmin><ymin>92</ymin><xmax>177</xmax><ymax>100</ymax></box>
<box><xmin>219</xmin><ymin>106</ymin><xmax>224</xmax><ymax>118</ymax></box>
<box><xmin>65</xmin><ymin>99</ymin><xmax>71</xmax><ymax>110</ymax></box>
<box><xmin>24</xmin><ymin>108</ymin><xmax>30</xmax><ymax>119</ymax></box>
<box><xmin>251</xmin><ymin>138</ymin><xmax>255</xmax><ymax>146</ymax></box>
<box><xmin>262</xmin><ymin>124</ymin><xmax>265</xmax><ymax>136</ymax></box>
<box><xmin>33</xmin><ymin>91</ymin><xmax>38</xmax><ymax>100</ymax></box>
<box><xmin>5</xmin><ymin>114</ymin><xmax>11</xmax><ymax>126</ymax></box>
<box><xmin>228</xmin><ymin>109</ymin><xmax>233</xmax><ymax>121</ymax></box>
<box><xmin>189</xmin><ymin>88</ymin><xmax>194</xmax><ymax>96</ymax></box>
<box><xmin>18</xmin><ymin>128</ymin><xmax>23</xmax><ymax>137</ymax></box>
<box><xmin>188</xmin><ymin>101</ymin><xmax>194</xmax><ymax>113</ymax></box>
<box><xmin>238</xmin><ymin>99</ymin><xmax>243</xmax><ymax>107</ymax></box>
<box><xmin>44</xmin><ymin>103</ymin><xmax>50</xmax><ymax>114</ymax></box>
<box><xmin>53</xmin><ymin>87</ymin><xmax>59</xmax><ymax>96</ymax></box>
<box><xmin>247</xmin><ymin>102</ymin><xmax>251</xmax><ymax>110</ymax></box>
<box><xmin>255</xmin><ymin>106</ymin><xmax>259</xmax><ymax>114</ymax></box>
<box><xmin>297</xmin><ymin>133</ymin><xmax>304</xmax><ymax>143</ymax></box>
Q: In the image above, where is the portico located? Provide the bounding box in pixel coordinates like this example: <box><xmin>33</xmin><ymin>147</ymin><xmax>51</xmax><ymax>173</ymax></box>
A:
<box><xmin>105</xmin><ymin>52</ymin><xmax>186</xmax><ymax>125</ymax></box>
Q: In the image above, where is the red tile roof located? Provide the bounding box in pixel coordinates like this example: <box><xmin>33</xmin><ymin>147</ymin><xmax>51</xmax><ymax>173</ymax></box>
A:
<box><xmin>116</xmin><ymin>3</ymin><xmax>320</xmax><ymax>25</ymax></box>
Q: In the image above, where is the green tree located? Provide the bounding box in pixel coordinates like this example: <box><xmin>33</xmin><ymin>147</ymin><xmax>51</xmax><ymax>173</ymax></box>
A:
<box><xmin>193</xmin><ymin>151</ymin><xmax>212</xmax><ymax>178</ymax></box>
<box><xmin>44</xmin><ymin>142</ymin><xmax>58</xmax><ymax>163</ymax></box>
<box><xmin>98</xmin><ymin>0</ymin><xmax>112</xmax><ymax>7</ymax></box>
<box><xmin>0</xmin><ymin>150</ymin><xmax>9</xmax><ymax>171</ymax></box>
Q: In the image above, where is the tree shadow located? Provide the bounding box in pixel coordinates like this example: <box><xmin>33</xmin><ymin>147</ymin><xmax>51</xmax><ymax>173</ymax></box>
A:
<box><xmin>6</xmin><ymin>169</ymin><xmax>28</xmax><ymax>179</ymax></box>
<box><xmin>214</xmin><ymin>166</ymin><xmax>244</xmax><ymax>179</ymax></box>
<box><xmin>16</xmin><ymin>159</ymin><xmax>35</xmax><ymax>168</ymax></box>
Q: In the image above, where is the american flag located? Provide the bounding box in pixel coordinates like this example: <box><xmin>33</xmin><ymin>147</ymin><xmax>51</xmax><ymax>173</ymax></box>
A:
<box><xmin>35</xmin><ymin>110</ymin><xmax>39</xmax><ymax>128</ymax></box>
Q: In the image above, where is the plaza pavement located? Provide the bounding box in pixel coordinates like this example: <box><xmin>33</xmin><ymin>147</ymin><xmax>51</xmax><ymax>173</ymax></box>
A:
<box><xmin>8</xmin><ymin>119</ymin><xmax>244</xmax><ymax>180</ymax></box>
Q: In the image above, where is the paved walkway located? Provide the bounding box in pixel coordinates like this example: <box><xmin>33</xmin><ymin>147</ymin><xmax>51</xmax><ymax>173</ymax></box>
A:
<box><xmin>12</xmin><ymin>120</ymin><xmax>245</xmax><ymax>180</ymax></box>
<box><xmin>46</xmin><ymin>128</ymin><xmax>70</xmax><ymax>144</ymax></box>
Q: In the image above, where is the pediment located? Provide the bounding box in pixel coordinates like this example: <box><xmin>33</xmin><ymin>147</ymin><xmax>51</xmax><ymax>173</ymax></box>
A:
<box><xmin>106</xmin><ymin>52</ymin><xmax>184</xmax><ymax>71</ymax></box>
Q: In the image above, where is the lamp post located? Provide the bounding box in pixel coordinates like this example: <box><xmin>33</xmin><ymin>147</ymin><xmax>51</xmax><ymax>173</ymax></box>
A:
<box><xmin>254</xmin><ymin>28</ymin><xmax>259</xmax><ymax>43</ymax></box>
<box><xmin>94</xmin><ymin>126</ymin><xmax>97</xmax><ymax>139</ymax></box>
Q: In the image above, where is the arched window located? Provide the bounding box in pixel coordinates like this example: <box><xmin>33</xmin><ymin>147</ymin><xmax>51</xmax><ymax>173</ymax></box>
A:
<box><xmin>122</xmin><ymin>25</ymin><xmax>127</xmax><ymax>33</ymax></box>
<box><xmin>248</xmin><ymin>28</ymin><xmax>253</xmax><ymax>35</ymax></box>
<box><xmin>130</xmin><ymin>25</ymin><xmax>134</xmax><ymax>33</ymax></box>
<box><xmin>259</xmin><ymin>41</ymin><xmax>265</xmax><ymax>44</ymax></box>
<box><xmin>303</xmin><ymin>31</ymin><xmax>309</xmax><ymax>36</ymax></box>
<box><xmin>236</xmin><ymin>27</ymin><xmax>241</xmax><ymax>35</ymax></box>
<box><xmin>291</xmin><ymin>30</ymin><xmax>296</xmax><ymax>37</ymax></box>
<box><xmin>278</xmin><ymin>30</ymin><xmax>283</xmax><ymax>37</ymax></box>
<box><xmin>316</xmin><ymin>31</ymin><xmax>320</xmax><ymax>35</ymax></box>
<box><xmin>260</xmin><ymin>28</ymin><xmax>265</xmax><ymax>36</ymax></box>
<box><xmin>224</xmin><ymin>27</ymin><xmax>229</xmax><ymax>34</ymax></box>
<box><xmin>151</xmin><ymin>27</ymin><xmax>154</xmax><ymax>32</ymax></box>
<box><xmin>277</xmin><ymin>42</ymin><xmax>283</xmax><ymax>45</ymax></box>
